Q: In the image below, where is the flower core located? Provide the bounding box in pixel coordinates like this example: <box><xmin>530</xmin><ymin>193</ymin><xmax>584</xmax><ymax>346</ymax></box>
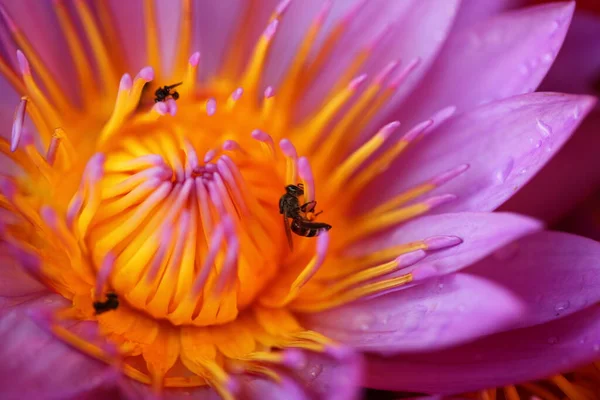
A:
<box><xmin>0</xmin><ymin>0</ymin><xmax>467</xmax><ymax>395</ymax></box>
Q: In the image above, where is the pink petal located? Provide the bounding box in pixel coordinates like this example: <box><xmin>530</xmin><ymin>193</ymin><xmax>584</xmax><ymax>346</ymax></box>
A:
<box><xmin>269</xmin><ymin>0</ymin><xmax>460</xmax><ymax>117</ymax></box>
<box><xmin>120</xmin><ymin>381</ymin><xmax>220</xmax><ymax>400</ymax></box>
<box><xmin>294</xmin><ymin>350</ymin><xmax>364</xmax><ymax>400</ymax></box>
<box><xmin>366</xmin><ymin>93</ymin><xmax>596</xmax><ymax>214</ymax></box>
<box><xmin>303</xmin><ymin>273</ymin><xmax>524</xmax><ymax>354</ymax></box>
<box><xmin>0</xmin><ymin>245</ymin><xmax>47</xmax><ymax>300</ymax></box>
<box><xmin>452</xmin><ymin>0</ymin><xmax>523</xmax><ymax>29</ymax></box>
<box><xmin>364</xmin><ymin>304</ymin><xmax>600</xmax><ymax>394</ymax></box>
<box><xmin>394</xmin><ymin>2</ymin><xmax>574</xmax><ymax>128</ymax></box>
<box><xmin>354</xmin><ymin>212</ymin><xmax>542</xmax><ymax>278</ymax></box>
<box><xmin>500</xmin><ymin>110</ymin><xmax>600</xmax><ymax>223</ymax></box>
<box><xmin>0</xmin><ymin>305</ymin><xmax>117</xmax><ymax>399</ymax></box>
<box><xmin>0</xmin><ymin>0</ymin><xmax>78</xmax><ymax>100</ymax></box>
<box><xmin>470</xmin><ymin>231</ymin><xmax>600</xmax><ymax>329</ymax></box>
<box><xmin>538</xmin><ymin>11</ymin><xmax>600</xmax><ymax>97</ymax></box>
<box><xmin>242</xmin><ymin>377</ymin><xmax>308</xmax><ymax>400</ymax></box>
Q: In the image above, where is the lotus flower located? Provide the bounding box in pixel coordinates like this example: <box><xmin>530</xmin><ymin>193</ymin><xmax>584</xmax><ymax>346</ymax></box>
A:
<box><xmin>0</xmin><ymin>1</ymin><xmax>599</xmax><ymax>399</ymax></box>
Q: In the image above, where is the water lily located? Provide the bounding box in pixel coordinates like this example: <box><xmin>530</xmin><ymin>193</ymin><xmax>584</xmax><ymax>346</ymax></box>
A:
<box><xmin>0</xmin><ymin>1</ymin><xmax>599</xmax><ymax>399</ymax></box>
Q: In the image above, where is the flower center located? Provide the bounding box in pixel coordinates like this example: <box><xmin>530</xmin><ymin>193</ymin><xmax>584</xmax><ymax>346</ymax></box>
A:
<box><xmin>78</xmin><ymin>82</ymin><xmax>301</xmax><ymax>326</ymax></box>
<box><xmin>0</xmin><ymin>0</ymin><xmax>469</xmax><ymax>394</ymax></box>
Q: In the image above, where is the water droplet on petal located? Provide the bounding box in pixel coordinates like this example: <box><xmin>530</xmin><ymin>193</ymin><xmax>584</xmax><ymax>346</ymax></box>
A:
<box><xmin>554</xmin><ymin>301</ymin><xmax>570</xmax><ymax>314</ymax></box>
<box><xmin>542</xmin><ymin>52</ymin><xmax>554</xmax><ymax>64</ymax></box>
<box><xmin>307</xmin><ymin>364</ymin><xmax>323</xmax><ymax>380</ymax></box>
<box><xmin>536</xmin><ymin>118</ymin><xmax>552</xmax><ymax>138</ymax></box>
<box><xmin>547</xmin><ymin>336</ymin><xmax>558</xmax><ymax>345</ymax></box>
<box><xmin>352</xmin><ymin>312</ymin><xmax>376</xmax><ymax>331</ymax></box>
<box><xmin>534</xmin><ymin>140</ymin><xmax>542</xmax><ymax>149</ymax></box>
<box><xmin>549</xmin><ymin>20</ymin><xmax>560</xmax><ymax>34</ymax></box>
<box><xmin>573</xmin><ymin>105</ymin><xmax>582</xmax><ymax>120</ymax></box>
<box><xmin>496</xmin><ymin>158</ymin><xmax>514</xmax><ymax>184</ymax></box>
<box><xmin>438</xmin><ymin>283</ymin><xmax>444</xmax><ymax>290</ymax></box>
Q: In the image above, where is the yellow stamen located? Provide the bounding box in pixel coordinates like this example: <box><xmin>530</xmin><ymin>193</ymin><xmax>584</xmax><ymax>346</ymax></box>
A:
<box><xmin>54</xmin><ymin>0</ymin><xmax>96</xmax><ymax>104</ymax></box>
<box><xmin>174</xmin><ymin>0</ymin><xmax>193</xmax><ymax>78</ymax></box>
<box><xmin>73</xmin><ymin>0</ymin><xmax>118</xmax><ymax>92</ymax></box>
<box><xmin>143</xmin><ymin>0</ymin><xmax>161</xmax><ymax>78</ymax></box>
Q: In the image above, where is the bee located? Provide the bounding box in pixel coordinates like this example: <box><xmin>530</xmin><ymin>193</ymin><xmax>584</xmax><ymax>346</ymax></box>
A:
<box><xmin>93</xmin><ymin>292</ymin><xmax>119</xmax><ymax>315</ymax></box>
<box><xmin>279</xmin><ymin>183</ymin><xmax>332</xmax><ymax>250</ymax></box>
<box><xmin>154</xmin><ymin>82</ymin><xmax>182</xmax><ymax>103</ymax></box>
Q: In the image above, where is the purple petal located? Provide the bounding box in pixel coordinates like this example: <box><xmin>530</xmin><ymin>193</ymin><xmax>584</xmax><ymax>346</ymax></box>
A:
<box><xmin>538</xmin><ymin>11</ymin><xmax>600</xmax><ymax>97</ymax></box>
<box><xmin>242</xmin><ymin>377</ymin><xmax>308</xmax><ymax>400</ymax></box>
<box><xmin>452</xmin><ymin>0</ymin><xmax>523</xmax><ymax>29</ymax></box>
<box><xmin>0</xmin><ymin>247</ymin><xmax>46</xmax><ymax>298</ymax></box>
<box><xmin>364</xmin><ymin>304</ymin><xmax>600</xmax><ymax>394</ymax></box>
<box><xmin>274</xmin><ymin>0</ymin><xmax>460</xmax><ymax>116</ymax></box>
<box><xmin>294</xmin><ymin>350</ymin><xmax>364</xmax><ymax>400</ymax></box>
<box><xmin>394</xmin><ymin>2</ymin><xmax>574</xmax><ymax>128</ymax></box>
<box><xmin>303</xmin><ymin>273</ymin><xmax>524</xmax><ymax>353</ymax></box>
<box><xmin>354</xmin><ymin>212</ymin><xmax>542</xmax><ymax>278</ymax></box>
<box><xmin>120</xmin><ymin>380</ymin><xmax>220</xmax><ymax>400</ymax></box>
<box><xmin>0</xmin><ymin>307</ymin><xmax>117</xmax><ymax>399</ymax></box>
<box><xmin>470</xmin><ymin>231</ymin><xmax>600</xmax><ymax>329</ymax></box>
<box><xmin>367</xmin><ymin>93</ymin><xmax>596</xmax><ymax>214</ymax></box>
<box><xmin>500</xmin><ymin>110</ymin><xmax>600</xmax><ymax>223</ymax></box>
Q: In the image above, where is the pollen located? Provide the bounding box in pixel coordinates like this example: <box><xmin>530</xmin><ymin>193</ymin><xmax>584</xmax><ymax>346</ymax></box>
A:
<box><xmin>0</xmin><ymin>0</ymin><xmax>468</xmax><ymax>396</ymax></box>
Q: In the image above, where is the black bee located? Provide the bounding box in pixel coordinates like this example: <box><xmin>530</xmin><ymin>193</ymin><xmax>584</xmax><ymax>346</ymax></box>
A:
<box><xmin>279</xmin><ymin>183</ymin><xmax>332</xmax><ymax>250</ymax></box>
<box><xmin>93</xmin><ymin>292</ymin><xmax>119</xmax><ymax>315</ymax></box>
<box><xmin>154</xmin><ymin>82</ymin><xmax>182</xmax><ymax>103</ymax></box>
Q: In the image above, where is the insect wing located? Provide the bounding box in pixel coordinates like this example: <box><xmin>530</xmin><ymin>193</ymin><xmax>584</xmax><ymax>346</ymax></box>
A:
<box><xmin>282</xmin><ymin>214</ymin><xmax>294</xmax><ymax>251</ymax></box>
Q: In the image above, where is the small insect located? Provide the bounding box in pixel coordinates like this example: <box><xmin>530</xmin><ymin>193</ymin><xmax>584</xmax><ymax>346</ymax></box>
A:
<box><xmin>279</xmin><ymin>183</ymin><xmax>332</xmax><ymax>250</ymax></box>
<box><xmin>93</xmin><ymin>292</ymin><xmax>119</xmax><ymax>315</ymax></box>
<box><xmin>154</xmin><ymin>82</ymin><xmax>182</xmax><ymax>103</ymax></box>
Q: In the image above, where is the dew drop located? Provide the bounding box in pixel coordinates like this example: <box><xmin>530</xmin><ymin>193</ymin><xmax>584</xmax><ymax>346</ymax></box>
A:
<box><xmin>534</xmin><ymin>140</ymin><xmax>542</xmax><ymax>149</ymax></box>
<box><xmin>352</xmin><ymin>312</ymin><xmax>375</xmax><ymax>331</ymax></box>
<box><xmin>542</xmin><ymin>52</ymin><xmax>554</xmax><ymax>64</ymax></box>
<box><xmin>536</xmin><ymin>118</ymin><xmax>552</xmax><ymax>138</ymax></box>
<box><xmin>519</xmin><ymin>168</ymin><xmax>527</xmax><ymax>175</ymax></box>
<box><xmin>554</xmin><ymin>301</ymin><xmax>570</xmax><ymax>314</ymax></box>
<box><xmin>307</xmin><ymin>364</ymin><xmax>323</xmax><ymax>380</ymax></box>
<box><xmin>496</xmin><ymin>158</ymin><xmax>514</xmax><ymax>184</ymax></box>
<box><xmin>549</xmin><ymin>20</ymin><xmax>560</xmax><ymax>34</ymax></box>
<box><xmin>573</xmin><ymin>105</ymin><xmax>582</xmax><ymax>120</ymax></box>
<box><xmin>519</xmin><ymin>64</ymin><xmax>530</xmax><ymax>76</ymax></box>
<box><xmin>438</xmin><ymin>283</ymin><xmax>444</xmax><ymax>290</ymax></box>
<box><xmin>547</xmin><ymin>336</ymin><xmax>558</xmax><ymax>345</ymax></box>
